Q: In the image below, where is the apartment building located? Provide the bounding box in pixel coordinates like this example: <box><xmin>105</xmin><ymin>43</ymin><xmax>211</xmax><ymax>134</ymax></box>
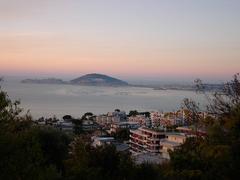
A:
<box><xmin>150</xmin><ymin>111</ymin><xmax>163</xmax><ymax>127</ymax></box>
<box><xmin>128</xmin><ymin>115</ymin><xmax>151</xmax><ymax>127</ymax></box>
<box><xmin>130</xmin><ymin>127</ymin><xmax>165</xmax><ymax>153</ymax></box>
<box><xmin>96</xmin><ymin>110</ymin><xmax>127</xmax><ymax>126</ymax></box>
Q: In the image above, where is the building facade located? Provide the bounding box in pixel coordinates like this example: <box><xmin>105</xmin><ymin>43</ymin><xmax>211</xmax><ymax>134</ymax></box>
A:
<box><xmin>160</xmin><ymin>133</ymin><xmax>186</xmax><ymax>159</ymax></box>
<box><xmin>128</xmin><ymin>115</ymin><xmax>151</xmax><ymax>127</ymax></box>
<box><xmin>130</xmin><ymin>127</ymin><xmax>165</xmax><ymax>153</ymax></box>
<box><xmin>110</xmin><ymin>121</ymin><xmax>140</xmax><ymax>133</ymax></box>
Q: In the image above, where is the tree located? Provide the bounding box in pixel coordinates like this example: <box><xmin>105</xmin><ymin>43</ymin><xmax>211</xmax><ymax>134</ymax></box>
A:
<box><xmin>196</xmin><ymin>73</ymin><xmax>240</xmax><ymax>117</ymax></box>
<box><xmin>129</xmin><ymin>110</ymin><xmax>139</xmax><ymax>117</ymax></box>
<box><xmin>65</xmin><ymin>136</ymin><xmax>137</xmax><ymax>180</ymax></box>
<box><xmin>72</xmin><ymin>119</ymin><xmax>84</xmax><ymax>135</ymax></box>
<box><xmin>139</xmin><ymin>111</ymin><xmax>150</xmax><ymax>118</ymax></box>
<box><xmin>114</xmin><ymin>128</ymin><xmax>130</xmax><ymax>142</ymax></box>
<box><xmin>0</xmin><ymin>80</ymin><xmax>70</xmax><ymax>179</ymax></box>
<box><xmin>82</xmin><ymin>112</ymin><xmax>94</xmax><ymax>119</ymax></box>
<box><xmin>63</xmin><ymin>115</ymin><xmax>73</xmax><ymax>121</ymax></box>
<box><xmin>181</xmin><ymin>98</ymin><xmax>202</xmax><ymax>135</ymax></box>
<box><xmin>169</xmin><ymin>73</ymin><xmax>240</xmax><ymax>180</ymax></box>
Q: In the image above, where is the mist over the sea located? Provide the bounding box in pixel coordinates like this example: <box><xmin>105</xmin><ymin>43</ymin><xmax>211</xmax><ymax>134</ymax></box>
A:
<box><xmin>2</xmin><ymin>77</ymin><xmax>207</xmax><ymax>119</ymax></box>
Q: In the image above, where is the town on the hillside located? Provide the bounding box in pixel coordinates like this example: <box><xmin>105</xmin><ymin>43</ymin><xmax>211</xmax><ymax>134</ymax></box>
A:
<box><xmin>36</xmin><ymin>109</ymin><xmax>209</xmax><ymax>164</ymax></box>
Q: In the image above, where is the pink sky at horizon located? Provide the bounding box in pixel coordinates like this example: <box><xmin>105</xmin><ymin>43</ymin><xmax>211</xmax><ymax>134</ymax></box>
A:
<box><xmin>0</xmin><ymin>0</ymin><xmax>240</xmax><ymax>82</ymax></box>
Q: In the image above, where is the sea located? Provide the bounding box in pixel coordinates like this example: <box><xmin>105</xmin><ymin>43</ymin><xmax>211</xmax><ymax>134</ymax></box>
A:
<box><xmin>1</xmin><ymin>77</ymin><xmax>207</xmax><ymax>119</ymax></box>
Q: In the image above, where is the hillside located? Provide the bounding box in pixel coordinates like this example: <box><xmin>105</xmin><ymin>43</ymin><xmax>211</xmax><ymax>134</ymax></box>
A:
<box><xmin>70</xmin><ymin>73</ymin><xmax>128</xmax><ymax>86</ymax></box>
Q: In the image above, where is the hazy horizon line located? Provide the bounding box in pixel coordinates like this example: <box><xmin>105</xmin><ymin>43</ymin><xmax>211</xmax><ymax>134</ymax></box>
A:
<box><xmin>1</xmin><ymin>72</ymin><xmax>233</xmax><ymax>85</ymax></box>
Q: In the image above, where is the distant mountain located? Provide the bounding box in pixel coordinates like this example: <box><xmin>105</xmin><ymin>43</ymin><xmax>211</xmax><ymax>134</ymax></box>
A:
<box><xmin>21</xmin><ymin>74</ymin><xmax>128</xmax><ymax>87</ymax></box>
<box><xmin>21</xmin><ymin>74</ymin><xmax>222</xmax><ymax>91</ymax></box>
<box><xmin>21</xmin><ymin>78</ymin><xmax>66</xmax><ymax>84</ymax></box>
<box><xmin>70</xmin><ymin>73</ymin><xmax>128</xmax><ymax>86</ymax></box>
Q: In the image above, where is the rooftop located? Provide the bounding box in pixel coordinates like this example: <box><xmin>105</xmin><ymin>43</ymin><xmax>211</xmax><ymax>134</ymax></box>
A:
<box><xmin>161</xmin><ymin>139</ymin><xmax>181</xmax><ymax>147</ymax></box>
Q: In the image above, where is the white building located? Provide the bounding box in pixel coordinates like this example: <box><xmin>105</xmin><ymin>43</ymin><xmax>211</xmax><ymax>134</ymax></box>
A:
<box><xmin>96</xmin><ymin>115</ymin><xmax>120</xmax><ymax>125</ymax></box>
<box><xmin>92</xmin><ymin>136</ymin><xmax>115</xmax><ymax>147</ymax></box>
<box><xmin>110</xmin><ymin>121</ymin><xmax>140</xmax><ymax>133</ymax></box>
<box><xmin>160</xmin><ymin>133</ymin><xmax>186</xmax><ymax>159</ymax></box>
<box><xmin>96</xmin><ymin>110</ymin><xmax>127</xmax><ymax>126</ymax></box>
<box><xmin>150</xmin><ymin>111</ymin><xmax>164</xmax><ymax>127</ymax></box>
<box><xmin>128</xmin><ymin>115</ymin><xmax>151</xmax><ymax>127</ymax></box>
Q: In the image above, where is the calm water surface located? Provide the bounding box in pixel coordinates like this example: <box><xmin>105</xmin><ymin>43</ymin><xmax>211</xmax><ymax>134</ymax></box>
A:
<box><xmin>2</xmin><ymin>79</ymin><xmax>207</xmax><ymax>119</ymax></box>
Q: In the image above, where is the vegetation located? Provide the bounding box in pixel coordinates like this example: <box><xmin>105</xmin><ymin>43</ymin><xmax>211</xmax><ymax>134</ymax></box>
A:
<box><xmin>128</xmin><ymin>110</ymin><xmax>150</xmax><ymax>118</ymax></box>
<box><xmin>0</xmin><ymin>74</ymin><xmax>240</xmax><ymax>179</ymax></box>
<box><xmin>129</xmin><ymin>110</ymin><xmax>139</xmax><ymax>117</ymax></box>
<box><xmin>0</xmin><ymin>81</ymin><xmax>71</xmax><ymax>179</ymax></box>
<box><xmin>114</xmin><ymin>128</ymin><xmax>130</xmax><ymax>142</ymax></box>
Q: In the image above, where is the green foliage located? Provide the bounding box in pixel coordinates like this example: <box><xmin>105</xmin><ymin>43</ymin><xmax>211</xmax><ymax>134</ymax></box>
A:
<box><xmin>72</xmin><ymin>119</ymin><xmax>84</xmax><ymax>135</ymax></box>
<box><xmin>0</xmin><ymin>126</ymin><xmax>67</xmax><ymax>180</ymax></box>
<box><xmin>114</xmin><ymin>128</ymin><xmax>130</xmax><ymax>141</ymax></box>
<box><xmin>128</xmin><ymin>110</ymin><xmax>150</xmax><ymax>118</ymax></box>
<box><xmin>129</xmin><ymin>110</ymin><xmax>139</xmax><ymax>117</ymax></box>
<box><xmin>139</xmin><ymin>111</ymin><xmax>151</xmax><ymax>118</ymax></box>
<box><xmin>82</xmin><ymin>112</ymin><xmax>93</xmax><ymax>119</ymax></box>
<box><xmin>65</xmin><ymin>136</ymin><xmax>164</xmax><ymax>180</ymax></box>
<box><xmin>168</xmin><ymin>74</ymin><xmax>240</xmax><ymax>179</ymax></box>
<box><xmin>63</xmin><ymin>115</ymin><xmax>73</xmax><ymax>120</ymax></box>
<box><xmin>0</xmin><ymin>83</ymin><xmax>71</xmax><ymax>179</ymax></box>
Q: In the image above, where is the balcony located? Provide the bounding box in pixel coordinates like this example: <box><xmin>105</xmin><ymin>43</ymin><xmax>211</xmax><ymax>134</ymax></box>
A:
<box><xmin>146</xmin><ymin>143</ymin><xmax>160</xmax><ymax>147</ymax></box>
<box><xmin>130</xmin><ymin>135</ymin><xmax>147</xmax><ymax>142</ymax></box>
<box><xmin>146</xmin><ymin>149</ymin><xmax>160</xmax><ymax>153</ymax></box>
<box><xmin>129</xmin><ymin>140</ymin><xmax>147</xmax><ymax>148</ymax></box>
<box><xmin>147</xmin><ymin>137</ymin><xmax>161</xmax><ymax>141</ymax></box>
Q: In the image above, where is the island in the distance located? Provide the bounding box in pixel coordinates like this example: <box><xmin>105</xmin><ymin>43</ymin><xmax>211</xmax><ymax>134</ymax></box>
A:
<box><xmin>21</xmin><ymin>78</ymin><xmax>66</xmax><ymax>84</ymax></box>
<box><xmin>21</xmin><ymin>73</ymin><xmax>223</xmax><ymax>91</ymax></box>
<box><xmin>70</xmin><ymin>73</ymin><xmax>128</xmax><ymax>86</ymax></box>
<box><xmin>21</xmin><ymin>73</ymin><xmax>129</xmax><ymax>87</ymax></box>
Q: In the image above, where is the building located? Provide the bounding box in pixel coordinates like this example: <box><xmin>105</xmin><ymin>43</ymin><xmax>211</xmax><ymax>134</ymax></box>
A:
<box><xmin>91</xmin><ymin>136</ymin><xmax>129</xmax><ymax>152</ymax></box>
<box><xmin>96</xmin><ymin>115</ymin><xmax>120</xmax><ymax>126</ymax></box>
<box><xmin>128</xmin><ymin>115</ymin><xmax>151</xmax><ymax>127</ymax></box>
<box><xmin>96</xmin><ymin>110</ymin><xmax>127</xmax><ymax>126</ymax></box>
<box><xmin>150</xmin><ymin>111</ymin><xmax>163</xmax><ymax>127</ymax></box>
<box><xmin>158</xmin><ymin>117</ymin><xmax>180</xmax><ymax>127</ymax></box>
<box><xmin>160</xmin><ymin>133</ymin><xmax>186</xmax><ymax>159</ymax></box>
<box><xmin>130</xmin><ymin>127</ymin><xmax>165</xmax><ymax>153</ymax></box>
<box><xmin>58</xmin><ymin>121</ymin><xmax>74</xmax><ymax>132</ymax></box>
<box><xmin>150</xmin><ymin>111</ymin><xmax>186</xmax><ymax>128</ymax></box>
<box><xmin>176</xmin><ymin>126</ymin><xmax>207</xmax><ymax>136</ymax></box>
<box><xmin>108</xmin><ymin>110</ymin><xmax>127</xmax><ymax>121</ymax></box>
<box><xmin>92</xmin><ymin>136</ymin><xmax>116</xmax><ymax>147</ymax></box>
<box><xmin>110</xmin><ymin>121</ymin><xmax>140</xmax><ymax>133</ymax></box>
<box><xmin>81</xmin><ymin>120</ymin><xmax>99</xmax><ymax>131</ymax></box>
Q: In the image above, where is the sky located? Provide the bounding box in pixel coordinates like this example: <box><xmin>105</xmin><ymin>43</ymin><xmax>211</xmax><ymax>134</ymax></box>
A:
<box><xmin>0</xmin><ymin>0</ymin><xmax>240</xmax><ymax>83</ymax></box>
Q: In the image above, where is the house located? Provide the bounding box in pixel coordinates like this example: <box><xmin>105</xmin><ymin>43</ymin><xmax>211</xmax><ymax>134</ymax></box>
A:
<box><xmin>91</xmin><ymin>136</ymin><xmax>129</xmax><ymax>152</ymax></box>
<box><xmin>110</xmin><ymin>121</ymin><xmax>140</xmax><ymax>133</ymax></box>
<box><xmin>160</xmin><ymin>133</ymin><xmax>186</xmax><ymax>159</ymax></box>
<box><xmin>92</xmin><ymin>136</ymin><xmax>115</xmax><ymax>147</ymax></box>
